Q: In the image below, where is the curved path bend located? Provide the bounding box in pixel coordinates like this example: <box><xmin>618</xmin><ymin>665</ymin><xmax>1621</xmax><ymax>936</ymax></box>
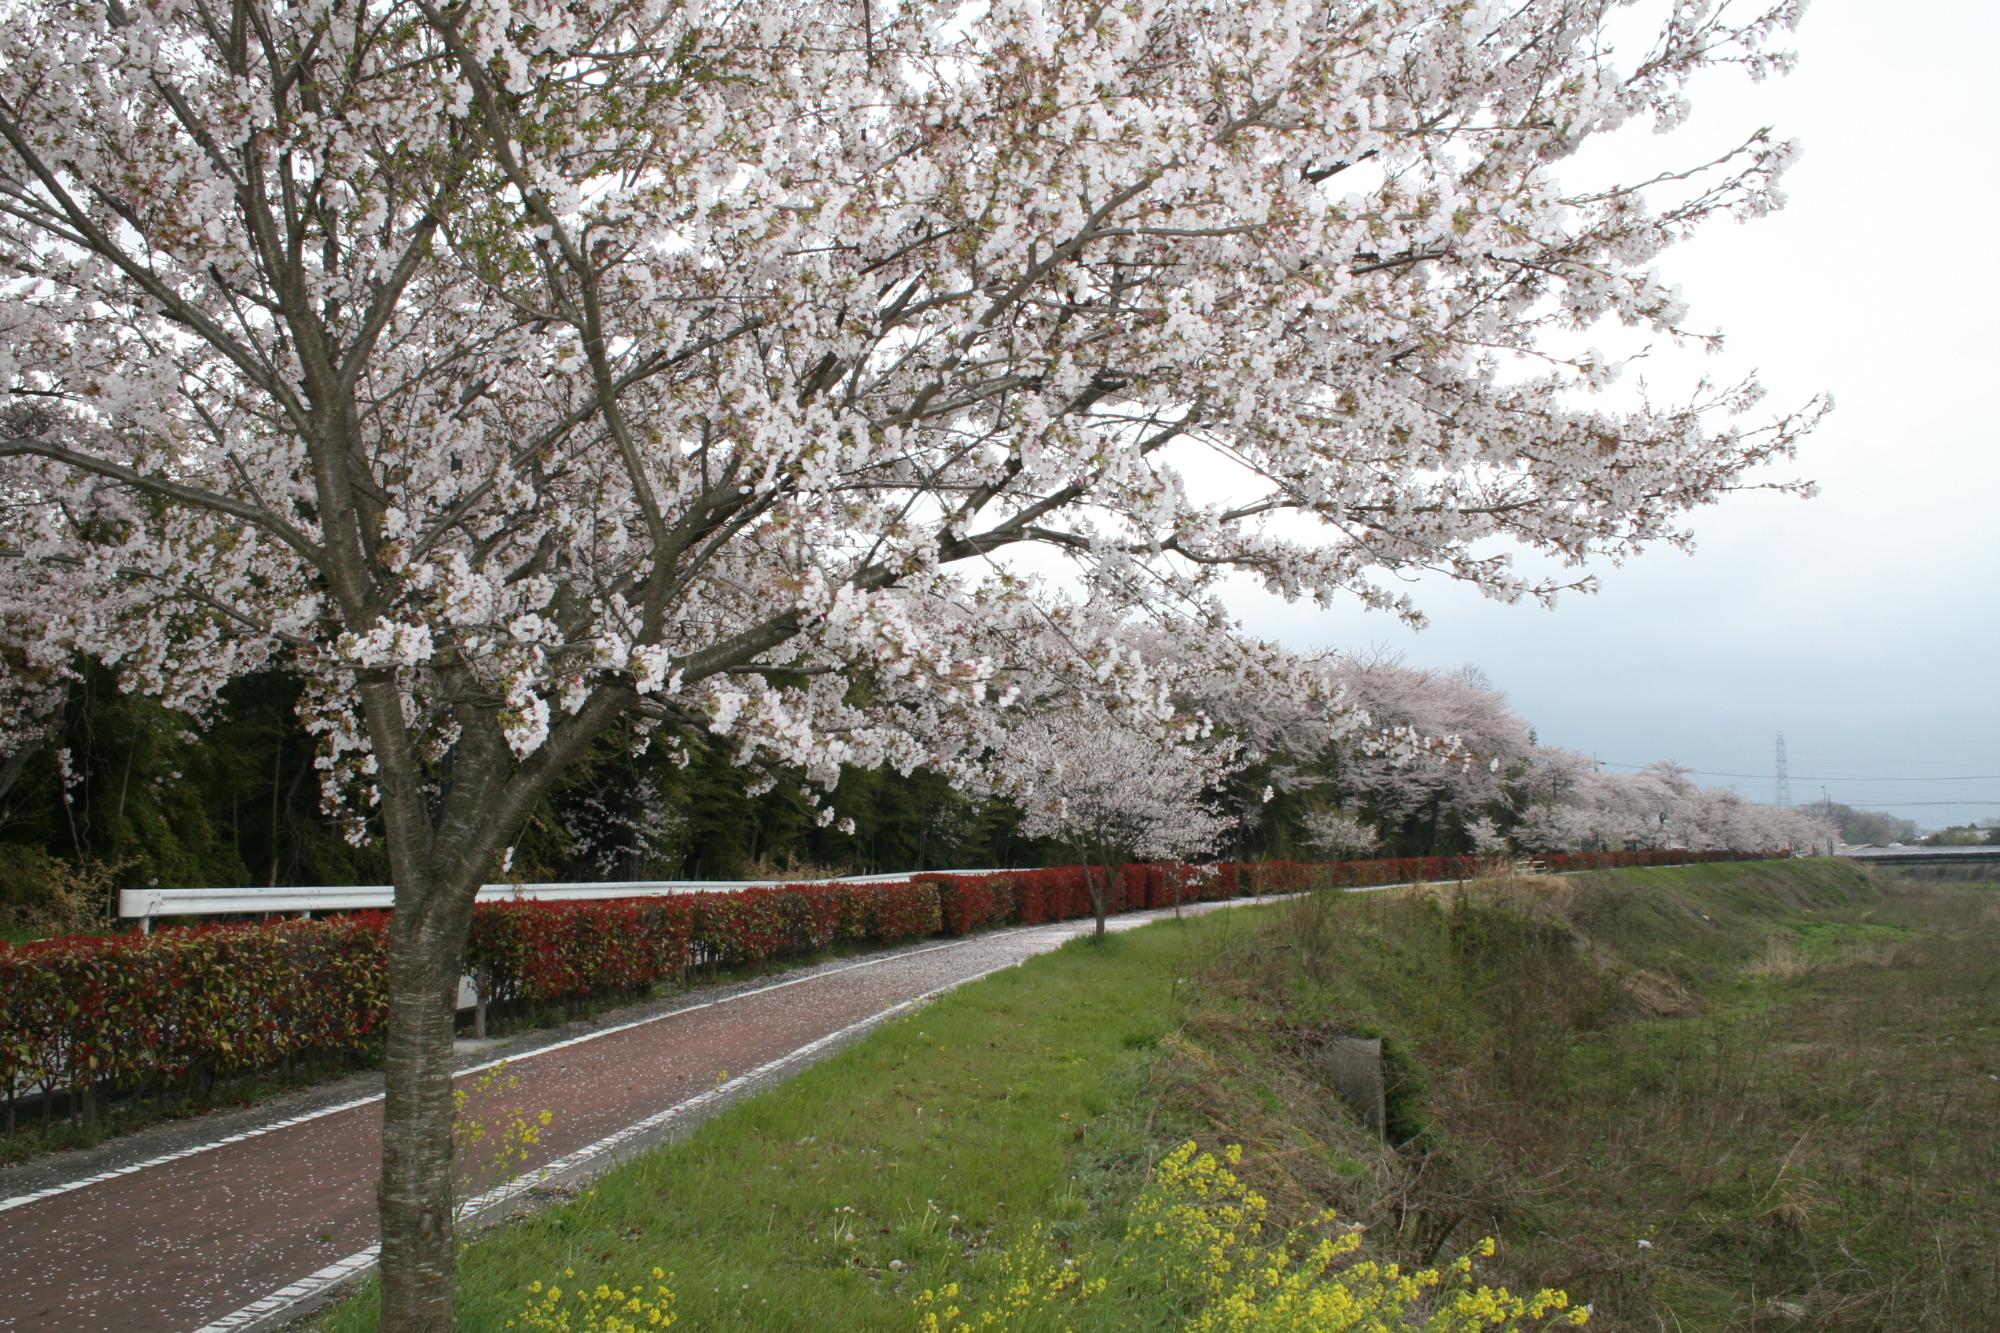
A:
<box><xmin>0</xmin><ymin>898</ymin><xmax>1280</xmax><ymax>1332</ymax></box>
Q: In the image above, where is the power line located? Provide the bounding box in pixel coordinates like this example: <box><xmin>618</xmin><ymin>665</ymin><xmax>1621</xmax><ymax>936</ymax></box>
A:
<box><xmin>1811</xmin><ymin>800</ymin><xmax>2000</xmax><ymax>809</ymax></box>
<box><xmin>1598</xmin><ymin>762</ymin><xmax>2000</xmax><ymax>782</ymax></box>
<box><xmin>1792</xmin><ymin>751</ymin><xmax>1996</xmax><ymax>769</ymax></box>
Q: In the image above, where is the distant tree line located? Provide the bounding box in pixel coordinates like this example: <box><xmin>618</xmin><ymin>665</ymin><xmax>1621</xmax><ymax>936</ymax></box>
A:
<box><xmin>1920</xmin><ymin>822</ymin><xmax>2000</xmax><ymax>848</ymax></box>
<box><xmin>1807</xmin><ymin>802</ymin><xmax>2000</xmax><ymax>849</ymax></box>
<box><xmin>1</xmin><ymin>654</ymin><xmax>1836</xmax><ymax>936</ymax></box>
<box><xmin>1813</xmin><ymin>802</ymin><xmax>1921</xmax><ymax>848</ymax></box>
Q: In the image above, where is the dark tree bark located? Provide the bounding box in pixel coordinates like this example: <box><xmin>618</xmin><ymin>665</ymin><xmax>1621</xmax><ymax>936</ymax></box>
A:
<box><xmin>1085</xmin><ymin>845</ymin><xmax>1118</xmax><ymax>940</ymax></box>
<box><xmin>353</xmin><ymin>663</ymin><xmax>630</xmax><ymax>1329</ymax></box>
<box><xmin>377</xmin><ymin>905</ymin><xmax>465</xmax><ymax>1331</ymax></box>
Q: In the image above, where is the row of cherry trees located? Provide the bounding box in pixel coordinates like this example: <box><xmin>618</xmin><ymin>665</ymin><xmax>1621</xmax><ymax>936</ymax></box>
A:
<box><xmin>1511</xmin><ymin>753</ymin><xmax>1839</xmax><ymax>856</ymax></box>
<box><xmin>0</xmin><ymin>636</ymin><xmax>1826</xmax><ymax>924</ymax></box>
<box><xmin>1273</xmin><ymin>653</ymin><xmax>1837</xmax><ymax>859</ymax></box>
<box><xmin>0</xmin><ymin>0</ymin><xmax>1818</xmax><ymax>1324</ymax></box>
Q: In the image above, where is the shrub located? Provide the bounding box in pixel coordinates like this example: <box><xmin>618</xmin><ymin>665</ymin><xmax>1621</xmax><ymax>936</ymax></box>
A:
<box><xmin>929</xmin><ymin>875</ymin><xmax>998</xmax><ymax>937</ymax></box>
<box><xmin>0</xmin><ymin>849</ymin><xmax>126</xmax><ymax>938</ymax></box>
<box><xmin>914</xmin><ymin>1141</ymin><xmax>1586</xmax><ymax>1331</ymax></box>
<box><xmin>777</xmin><ymin>887</ymin><xmax>842</xmax><ymax>954</ymax></box>
<box><xmin>823</xmin><ymin>883</ymin><xmax>875</xmax><ymax>943</ymax></box>
<box><xmin>688</xmin><ymin>888</ymin><xmax>793</xmax><ymax>967</ymax></box>
<box><xmin>864</xmin><ymin>880</ymin><xmax>944</xmax><ymax>942</ymax></box>
<box><xmin>938</xmin><ymin>873</ymin><xmax>1030</xmax><ymax>934</ymax></box>
<box><xmin>0</xmin><ymin>915</ymin><xmax>388</xmax><ymax>1120</ymax></box>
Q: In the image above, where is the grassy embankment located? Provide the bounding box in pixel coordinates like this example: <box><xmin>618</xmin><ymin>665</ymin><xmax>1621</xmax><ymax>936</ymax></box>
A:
<box><xmin>320</xmin><ymin>859</ymin><xmax>2000</xmax><ymax>1330</ymax></box>
<box><xmin>1169</xmin><ymin>859</ymin><xmax>2000</xmax><ymax>1329</ymax></box>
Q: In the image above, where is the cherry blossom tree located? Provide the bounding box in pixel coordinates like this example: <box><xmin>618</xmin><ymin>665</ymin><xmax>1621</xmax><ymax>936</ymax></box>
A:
<box><xmin>973</xmin><ymin>615</ymin><xmax>1325</xmax><ymax>930</ymax></box>
<box><xmin>1301</xmin><ymin>805</ymin><xmax>1380</xmax><ymax>859</ymax></box>
<box><xmin>557</xmin><ymin>769</ymin><xmax>687</xmax><ymax>878</ymax></box>
<box><xmin>1514</xmin><ymin>797</ymin><xmax>1603</xmax><ymax>855</ymax></box>
<box><xmin>1513</xmin><ymin>752</ymin><xmax>1837</xmax><ymax>855</ymax></box>
<box><xmin>1317</xmin><ymin>654</ymin><xmax>1530</xmax><ymax>850</ymax></box>
<box><xmin>993</xmin><ymin>698</ymin><xmax>1239</xmax><ymax>935</ymax></box>
<box><xmin>1465</xmin><ymin>814</ymin><xmax>1510</xmax><ymax>856</ymax></box>
<box><xmin>0</xmin><ymin>412</ymin><xmax>71</xmax><ymax>801</ymax></box>
<box><xmin>0</xmin><ymin>0</ymin><xmax>1819</xmax><ymax>1323</ymax></box>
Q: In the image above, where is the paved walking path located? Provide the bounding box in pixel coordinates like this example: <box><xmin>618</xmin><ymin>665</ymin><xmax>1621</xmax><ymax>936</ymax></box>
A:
<box><xmin>0</xmin><ymin>899</ymin><xmax>1280</xmax><ymax>1332</ymax></box>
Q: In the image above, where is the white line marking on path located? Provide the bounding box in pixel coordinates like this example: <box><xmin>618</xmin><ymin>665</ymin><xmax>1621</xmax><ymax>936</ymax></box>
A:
<box><xmin>0</xmin><ymin>1091</ymin><xmax>389</xmax><ymax>1219</ymax></box>
<box><xmin>192</xmin><ymin>1246</ymin><xmax>382</xmax><ymax>1333</ymax></box>
<box><xmin>173</xmin><ymin>867</ymin><xmax>1724</xmax><ymax>1331</ymax></box>
<box><xmin>4</xmin><ymin>891</ymin><xmax>1334</xmax><ymax>1218</ymax></box>
<box><xmin>189</xmin><ymin>902</ymin><xmax>1311</xmax><ymax>1331</ymax></box>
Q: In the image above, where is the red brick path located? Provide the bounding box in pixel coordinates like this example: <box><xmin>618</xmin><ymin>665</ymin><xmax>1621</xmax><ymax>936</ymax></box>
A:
<box><xmin>0</xmin><ymin>906</ymin><xmax>1239</xmax><ymax>1331</ymax></box>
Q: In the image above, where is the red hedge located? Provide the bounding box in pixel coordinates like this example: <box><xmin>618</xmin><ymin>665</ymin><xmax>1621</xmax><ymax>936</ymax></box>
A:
<box><xmin>0</xmin><ymin>915</ymin><xmax>388</xmax><ymax>1106</ymax></box>
<box><xmin>1</xmin><ymin>849</ymin><xmax>1772</xmax><ymax>1114</ymax></box>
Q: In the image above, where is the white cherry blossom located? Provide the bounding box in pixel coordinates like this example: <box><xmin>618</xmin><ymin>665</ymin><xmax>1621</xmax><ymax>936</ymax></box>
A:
<box><xmin>0</xmin><ymin>2</ymin><xmax>1820</xmax><ymax>1324</ymax></box>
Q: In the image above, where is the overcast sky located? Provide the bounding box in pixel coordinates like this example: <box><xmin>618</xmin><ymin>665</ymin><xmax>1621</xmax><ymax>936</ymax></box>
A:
<box><xmin>1238</xmin><ymin>0</ymin><xmax>2000</xmax><ymax>831</ymax></box>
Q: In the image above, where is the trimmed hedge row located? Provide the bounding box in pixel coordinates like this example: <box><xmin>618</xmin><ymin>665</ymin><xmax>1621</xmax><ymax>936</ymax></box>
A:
<box><xmin>0</xmin><ymin>915</ymin><xmax>389</xmax><ymax>1123</ymax></box>
<box><xmin>0</xmin><ymin>879</ymin><xmax>957</xmax><ymax>1117</ymax></box>
<box><xmin>1</xmin><ymin>849</ymin><xmax>1771</xmax><ymax>1122</ymax></box>
<box><xmin>466</xmin><ymin>880</ymin><xmax>946</xmax><ymax>1013</ymax></box>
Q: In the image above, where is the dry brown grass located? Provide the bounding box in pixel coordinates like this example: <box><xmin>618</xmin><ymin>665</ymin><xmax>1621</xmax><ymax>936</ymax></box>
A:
<box><xmin>1743</xmin><ymin>931</ymin><xmax>1815</xmax><ymax>980</ymax></box>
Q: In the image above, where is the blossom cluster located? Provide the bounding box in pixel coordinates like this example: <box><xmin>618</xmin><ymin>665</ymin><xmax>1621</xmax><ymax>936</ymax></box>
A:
<box><xmin>0</xmin><ymin>0</ymin><xmax>1819</xmax><ymax>871</ymax></box>
<box><xmin>1514</xmin><ymin>756</ymin><xmax>1840</xmax><ymax>856</ymax></box>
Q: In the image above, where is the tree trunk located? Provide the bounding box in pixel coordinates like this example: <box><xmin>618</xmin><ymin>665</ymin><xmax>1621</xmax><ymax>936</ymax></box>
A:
<box><xmin>377</xmin><ymin>904</ymin><xmax>465</xmax><ymax>1332</ymax></box>
<box><xmin>268</xmin><ymin>731</ymin><xmax>283</xmax><ymax>886</ymax></box>
<box><xmin>346</xmin><ymin>670</ymin><xmax>628</xmax><ymax>1332</ymax></box>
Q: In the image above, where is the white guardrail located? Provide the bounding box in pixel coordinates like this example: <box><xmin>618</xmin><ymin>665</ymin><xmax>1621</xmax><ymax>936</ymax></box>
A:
<box><xmin>117</xmin><ymin>870</ymin><xmax>1005</xmax><ymax>933</ymax></box>
<box><xmin>118</xmin><ymin>871</ymin><xmax>1011</xmax><ymax>1017</ymax></box>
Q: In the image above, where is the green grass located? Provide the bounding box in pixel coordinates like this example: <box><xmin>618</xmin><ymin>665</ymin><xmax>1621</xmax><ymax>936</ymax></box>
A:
<box><xmin>1528</xmin><ymin>880</ymin><xmax>2000</xmax><ymax>1328</ymax></box>
<box><xmin>1558</xmin><ymin>857</ymin><xmax>1882</xmax><ymax>981</ymax></box>
<box><xmin>1783</xmin><ymin>916</ymin><xmax>1911</xmax><ymax>959</ymax></box>
<box><xmin>318</xmin><ymin>913</ymin><xmax>1261</xmax><ymax>1332</ymax></box>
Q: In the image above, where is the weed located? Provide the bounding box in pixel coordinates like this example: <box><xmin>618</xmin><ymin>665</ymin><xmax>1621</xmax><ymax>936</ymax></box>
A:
<box><xmin>455</xmin><ymin>1061</ymin><xmax>553</xmax><ymax>1205</ymax></box>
